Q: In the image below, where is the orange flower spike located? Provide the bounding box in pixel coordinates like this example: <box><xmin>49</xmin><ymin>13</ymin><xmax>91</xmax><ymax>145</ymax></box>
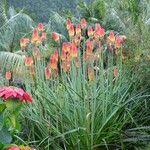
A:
<box><xmin>100</xmin><ymin>27</ymin><xmax>105</xmax><ymax>37</ymax></box>
<box><xmin>61</xmin><ymin>60</ymin><xmax>70</xmax><ymax>72</ymax></box>
<box><xmin>49</xmin><ymin>54</ymin><xmax>57</xmax><ymax>70</ymax></box>
<box><xmin>53</xmin><ymin>50</ymin><xmax>59</xmax><ymax>62</ymax></box>
<box><xmin>20</xmin><ymin>38</ymin><xmax>30</xmax><ymax>48</ymax></box>
<box><xmin>76</xmin><ymin>24</ymin><xmax>81</xmax><ymax>35</ymax></box>
<box><xmin>68</xmin><ymin>24</ymin><xmax>75</xmax><ymax>37</ymax></box>
<box><xmin>62</xmin><ymin>42</ymin><xmax>71</xmax><ymax>53</ymax></box>
<box><xmin>51</xmin><ymin>32</ymin><xmax>60</xmax><ymax>42</ymax></box>
<box><xmin>36</xmin><ymin>36</ymin><xmax>42</xmax><ymax>45</ymax></box>
<box><xmin>115</xmin><ymin>36</ymin><xmax>122</xmax><ymax>49</ymax></box>
<box><xmin>87</xmin><ymin>26</ymin><xmax>94</xmax><ymax>37</ymax></box>
<box><xmin>86</xmin><ymin>39</ymin><xmax>93</xmax><ymax>54</ymax></box>
<box><xmin>94</xmin><ymin>23</ymin><xmax>105</xmax><ymax>39</ymax></box>
<box><xmin>45</xmin><ymin>67</ymin><xmax>51</xmax><ymax>79</ymax></box>
<box><xmin>95</xmin><ymin>23</ymin><xmax>101</xmax><ymax>31</ymax></box>
<box><xmin>24</xmin><ymin>56</ymin><xmax>33</xmax><ymax>66</ymax></box>
<box><xmin>38</xmin><ymin>23</ymin><xmax>44</xmax><ymax>32</ymax></box>
<box><xmin>108</xmin><ymin>31</ymin><xmax>115</xmax><ymax>44</ymax></box>
<box><xmin>88</xmin><ymin>67</ymin><xmax>94</xmax><ymax>81</ymax></box>
<box><xmin>70</xmin><ymin>44</ymin><xmax>78</xmax><ymax>58</ymax></box>
<box><xmin>73</xmin><ymin>36</ymin><xmax>81</xmax><ymax>46</ymax></box>
<box><xmin>80</xmin><ymin>18</ymin><xmax>86</xmax><ymax>28</ymax></box>
<box><xmin>113</xmin><ymin>66</ymin><xmax>118</xmax><ymax>78</ymax></box>
<box><xmin>41</xmin><ymin>32</ymin><xmax>47</xmax><ymax>41</ymax></box>
<box><xmin>61</xmin><ymin>49</ymin><xmax>67</xmax><ymax>61</ymax></box>
<box><xmin>66</xmin><ymin>18</ymin><xmax>72</xmax><ymax>30</ymax></box>
<box><xmin>5</xmin><ymin>71</ymin><xmax>12</xmax><ymax>80</ymax></box>
<box><xmin>31</xmin><ymin>28</ymin><xmax>39</xmax><ymax>44</ymax></box>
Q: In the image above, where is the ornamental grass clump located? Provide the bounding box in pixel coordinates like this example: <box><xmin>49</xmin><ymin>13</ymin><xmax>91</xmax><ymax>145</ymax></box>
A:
<box><xmin>18</xmin><ymin>19</ymin><xmax>147</xmax><ymax>149</ymax></box>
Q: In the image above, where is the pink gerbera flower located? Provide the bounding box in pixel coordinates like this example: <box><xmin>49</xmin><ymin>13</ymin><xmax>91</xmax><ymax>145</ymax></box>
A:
<box><xmin>0</xmin><ymin>86</ymin><xmax>32</xmax><ymax>102</ymax></box>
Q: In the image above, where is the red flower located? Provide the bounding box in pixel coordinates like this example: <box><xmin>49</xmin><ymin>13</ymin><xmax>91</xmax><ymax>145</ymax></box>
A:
<box><xmin>53</xmin><ymin>50</ymin><xmax>59</xmax><ymax>62</ymax></box>
<box><xmin>49</xmin><ymin>54</ymin><xmax>58</xmax><ymax>70</ymax></box>
<box><xmin>45</xmin><ymin>67</ymin><xmax>51</xmax><ymax>79</ymax></box>
<box><xmin>0</xmin><ymin>86</ymin><xmax>32</xmax><ymax>102</ymax></box>
<box><xmin>41</xmin><ymin>32</ymin><xmax>47</xmax><ymax>41</ymax></box>
<box><xmin>66</xmin><ymin>18</ymin><xmax>72</xmax><ymax>30</ymax></box>
<box><xmin>6</xmin><ymin>146</ymin><xmax>20</xmax><ymax>150</ymax></box>
<box><xmin>20</xmin><ymin>38</ymin><xmax>30</xmax><ymax>49</ymax></box>
<box><xmin>5</xmin><ymin>71</ymin><xmax>12</xmax><ymax>80</ymax></box>
<box><xmin>75</xmin><ymin>24</ymin><xmax>81</xmax><ymax>35</ymax></box>
<box><xmin>86</xmin><ymin>39</ymin><xmax>93</xmax><ymax>54</ymax></box>
<box><xmin>107</xmin><ymin>31</ymin><xmax>115</xmax><ymax>44</ymax></box>
<box><xmin>31</xmin><ymin>28</ymin><xmax>41</xmax><ymax>44</ymax></box>
<box><xmin>87</xmin><ymin>26</ymin><xmax>94</xmax><ymax>37</ymax></box>
<box><xmin>68</xmin><ymin>24</ymin><xmax>75</xmax><ymax>37</ymax></box>
<box><xmin>115</xmin><ymin>36</ymin><xmax>122</xmax><ymax>49</ymax></box>
<box><xmin>61</xmin><ymin>49</ymin><xmax>67</xmax><ymax>61</ymax></box>
<box><xmin>70</xmin><ymin>44</ymin><xmax>78</xmax><ymax>58</ymax></box>
<box><xmin>51</xmin><ymin>32</ymin><xmax>60</xmax><ymax>42</ymax></box>
<box><xmin>62</xmin><ymin>42</ymin><xmax>71</xmax><ymax>53</ymax></box>
<box><xmin>94</xmin><ymin>23</ymin><xmax>105</xmax><ymax>39</ymax></box>
<box><xmin>38</xmin><ymin>22</ymin><xmax>44</xmax><ymax>32</ymax></box>
<box><xmin>24</xmin><ymin>56</ymin><xmax>33</xmax><ymax>66</ymax></box>
<box><xmin>80</xmin><ymin>18</ymin><xmax>86</xmax><ymax>28</ymax></box>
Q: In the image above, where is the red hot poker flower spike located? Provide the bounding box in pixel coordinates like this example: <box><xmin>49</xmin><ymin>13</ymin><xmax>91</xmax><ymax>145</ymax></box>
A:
<box><xmin>115</xmin><ymin>36</ymin><xmax>123</xmax><ymax>49</ymax></box>
<box><xmin>38</xmin><ymin>23</ymin><xmax>44</xmax><ymax>32</ymax></box>
<box><xmin>107</xmin><ymin>31</ymin><xmax>115</xmax><ymax>44</ymax></box>
<box><xmin>68</xmin><ymin>24</ymin><xmax>75</xmax><ymax>37</ymax></box>
<box><xmin>80</xmin><ymin>18</ymin><xmax>86</xmax><ymax>28</ymax></box>
<box><xmin>49</xmin><ymin>54</ymin><xmax>58</xmax><ymax>70</ymax></box>
<box><xmin>20</xmin><ymin>38</ymin><xmax>30</xmax><ymax>49</ymax></box>
<box><xmin>24</xmin><ymin>56</ymin><xmax>33</xmax><ymax>66</ymax></box>
<box><xmin>45</xmin><ymin>67</ymin><xmax>51</xmax><ymax>79</ymax></box>
<box><xmin>87</xmin><ymin>26</ymin><xmax>94</xmax><ymax>37</ymax></box>
<box><xmin>31</xmin><ymin>28</ymin><xmax>40</xmax><ymax>44</ymax></box>
<box><xmin>41</xmin><ymin>32</ymin><xmax>47</xmax><ymax>41</ymax></box>
<box><xmin>66</xmin><ymin>18</ymin><xmax>72</xmax><ymax>30</ymax></box>
<box><xmin>51</xmin><ymin>32</ymin><xmax>60</xmax><ymax>42</ymax></box>
<box><xmin>5</xmin><ymin>71</ymin><xmax>12</xmax><ymax>80</ymax></box>
<box><xmin>70</xmin><ymin>44</ymin><xmax>78</xmax><ymax>58</ymax></box>
<box><xmin>76</xmin><ymin>24</ymin><xmax>81</xmax><ymax>35</ymax></box>
<box><xmin>94</xmin><ymin>23</ymin><xmax>105</xmax><ymax>39</ymax></box>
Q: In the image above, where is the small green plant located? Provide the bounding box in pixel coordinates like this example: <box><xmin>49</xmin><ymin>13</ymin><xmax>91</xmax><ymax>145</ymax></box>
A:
<box><xmin>0</xmin><ymin>86</ymin><xmax>32</xmax><ymax>149</ymax></box>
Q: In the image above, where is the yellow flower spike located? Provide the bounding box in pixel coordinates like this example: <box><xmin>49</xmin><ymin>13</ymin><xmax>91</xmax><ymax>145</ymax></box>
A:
<box><xmin>88</xmin><ymin>67</ymin><xmax>94</xmax><ymax>81</ymax></box>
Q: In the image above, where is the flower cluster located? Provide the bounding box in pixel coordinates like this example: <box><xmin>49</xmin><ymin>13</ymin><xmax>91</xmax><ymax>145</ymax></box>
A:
<box><xmin>21</xmin><ymin>23</ymin><xmax>46</xmax><ymax>76</ymax></box>
<box><xmin>18</xmin><ymin>18</ymin><xmax>126</xmax><ymax>81</ymax></box>
<box><xmin>0</xmin><ymin>86</ymin><xmax>32</xmax><ymax>102</ymax></box>
<box><xmin>6</xmin><ymin>145</ymin><xmax>33</xmax><ymax>150</ymax></box>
